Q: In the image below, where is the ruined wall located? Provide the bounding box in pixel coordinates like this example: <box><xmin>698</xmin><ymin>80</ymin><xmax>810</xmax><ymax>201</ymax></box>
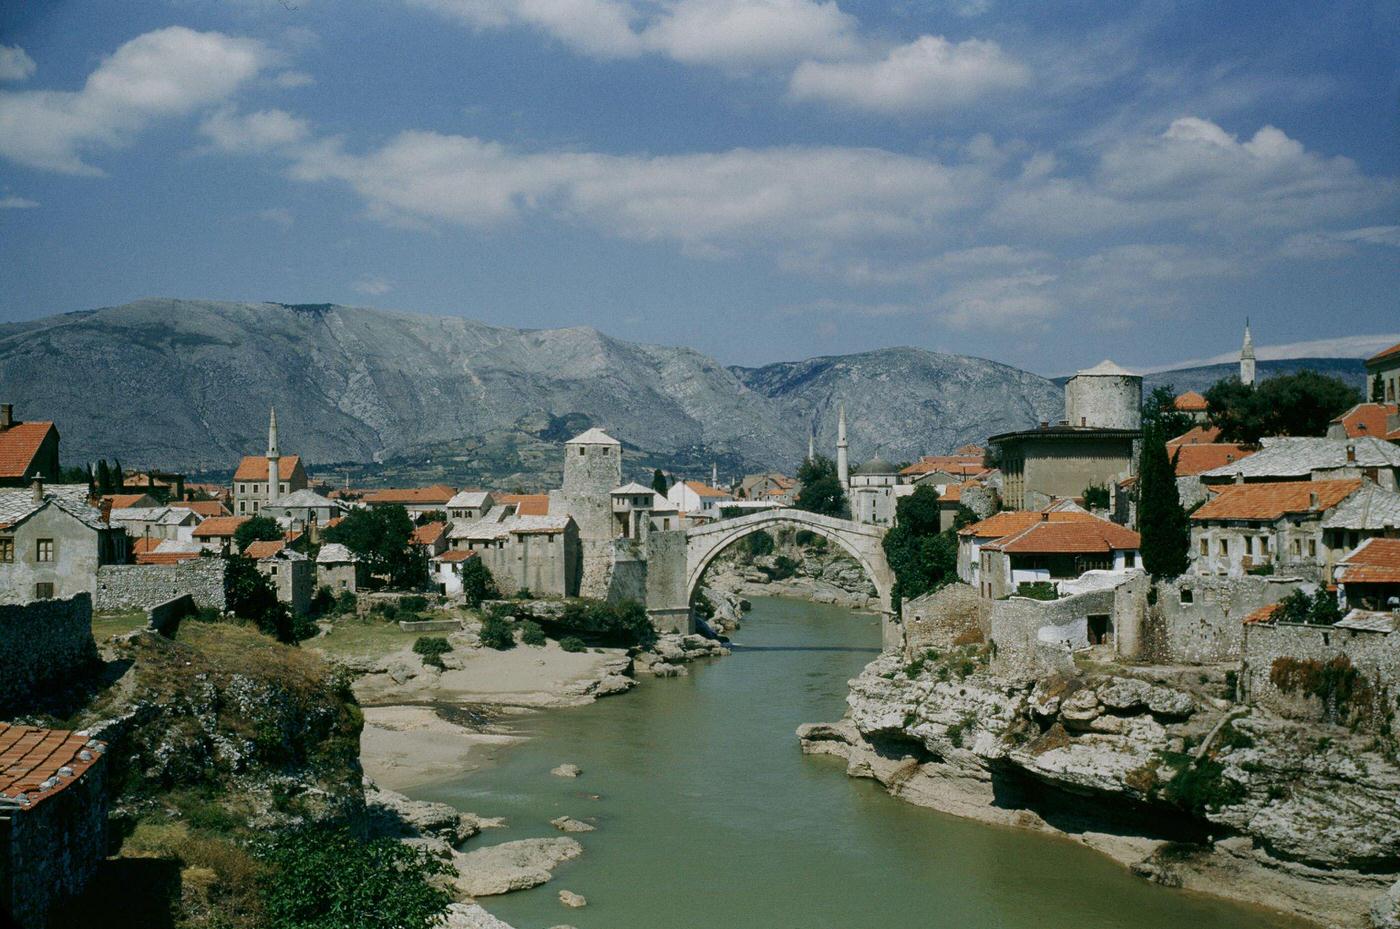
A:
<box><xmin>901</xmin><ymin>583</ymin><xmax>987</xmax><ymax>659</ymax></box>
<box><xmin>145</xmin><ymin>594</ymin><xmax>196</xmax><ymax>637</ymax></box>
<box><xmin>1115</xmin><ymin>574</ymin><xmax>1309</xmax><ymax>665</ymax></box>
<box><xmin>1241</xmin><ymin>622</ymin><xmax>1400</xmax><ymax>728</ymax></box>
<box><xmin>94</xmin><ymin>559</ymin><xmax>227</xmax><ymax>612</ymax></box>
<box><xmin>607</xmin><ymin>538</ymin><xmax>648</xmax><ymax>604</ymax></box>
<box><xmin>644</xmin><ymin>529</ymin><xmax>691</xmax><ymax>634</ymax></box>
<box><xmin>988</xmin><ymin>588</ymin><xmax>1116</xmax><ymax>682</ymax></box>
<box><xmin>3</xmin><ymin>753</ymin><xmax>107</xmax><ymax>929</ymax></box>
<box><xmin>0</xmin><ymin>595</ymin><xmax>97</xmax><ymax>715</ymax></box>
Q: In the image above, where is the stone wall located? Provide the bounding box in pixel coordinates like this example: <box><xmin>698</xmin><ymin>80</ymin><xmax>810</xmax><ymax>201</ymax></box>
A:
<box><xmin>606</xmin><ymin>538</ymin><xmax>648</xmax><ymax>604</ymax></box>
<box><xmin>145</xmin><ymin>594</ymin><xmax>196</xmax><ymax>637</ymax></box>
<box><xmin>988</xmin><ymin>588</ymin><xmax>1116</xmax><ymax>682</ymax></box>
<box><xmin>644</xmin><ymin>529</ymin><xmax>691</xmax><ymax>634</ymax></box>
<box><xmin>0</xmin><ymin>595</ymin><xmax>98</xmax><ymax>715</ymax></box>
<box><xmin>1114</xmin><ymin>574</ymin><xmax>1308</xmax><ymax>665</ymax></box>
<box><xmin>1241</xmin><ymin>621</ymin><xmax>1400</xmax><ymax>727</ymax></box>
<box><xmin>901</xmin><ymin>583</ymin><xmax>987</xmax><ymax>659</ymax></box>
<box><xmin>94</xmin><ymin>559</ymin><xmax>227</xmax><ymax>612</ymax></box>
<box><xmin>3</xmin><ymin>750</ymin><xmax>107</xmax><ymax>929</ymax></box>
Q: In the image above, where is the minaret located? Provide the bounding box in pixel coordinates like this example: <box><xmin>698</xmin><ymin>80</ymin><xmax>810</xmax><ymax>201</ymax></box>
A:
<box><xmin>711</xmin><ymin>462</ymin><xmax>719</xmax><ymax>488</ymax></box>
<box><xmin>836</xmin><ymin>401</ymin><xmax>849</xmax><ymax>489</ymax></box>
<box><xmin>807</xmin><ymin>431</ymin><xmax>815</xmax><ymax>462</ymax></box>
<box><xmin>266</xmin><ymin>406</ymin><xmax>281</xmax><ymax>505</ymax></box>
<box><xmin>1240</xmin><ymin>318</ymin><xmax>1256</xmax><ymax>387</ymax></box>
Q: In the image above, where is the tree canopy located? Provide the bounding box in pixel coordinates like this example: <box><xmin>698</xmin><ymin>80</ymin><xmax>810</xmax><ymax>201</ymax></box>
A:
<box><xmin>651</xmin><ymin>468</ymin><xmax>669</xmax><ymax>496</ymax></box>
<box><xmin>1137</xmin><ymin>424</ymin><xmax>1189</xmax><ymax>578</ymax></box>
<box><xmin>1205</xmin><ymin>371</ymin><xmax>1359</xmax><ymax>443</ymax></box>
<box><xmin>1142</xmin><ymin>383</ymin><xmax>1195</xmax><ymax>440</ymax></box>
<box><xmin>323</xmin><ymin>505</ymin><xmax>426</xmax><ymax>588</ymax></box>
<box><xmin>882</xmin><ymin>484</ymin><xmax>959</xmax><ymax>604</ymax></box>
<box><xmin>234</xmin><ymin>515</ymin><xmax>283</xmax><ymax>552</ymax></box>
<box><xmin>795</xmin><ymin>454</ymin><xmax>847</xmax><ymax>518</ymax></box>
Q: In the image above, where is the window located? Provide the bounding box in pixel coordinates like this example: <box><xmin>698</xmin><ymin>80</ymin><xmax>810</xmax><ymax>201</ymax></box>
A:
<box><xmin>239</xmin><ymin>483</ymin><xmax>246</xmax><ymax>494</ymax></box>
<box><xmin>1260</xmin><ymin>537</ymin><xmax>1269</xmax><ymax>554</ymax></box>
<box><xmin>1124</xmin><ymin>551</ymin><xmax>1136</xmax><ymax>569</ymax></box>
<box><xmin>1308</xmin><ymin>539</ymin><xmax>1317</xmax><ymax>558</ymax></box>
<box><xmin>1292</xmin><ymin>539</ymin><xmax>1301</xmax><ymax>556</ymax></box>
<box><xmin>1199</xmin><ymin>537</ymin><xmax>1208</xmax><ymax>555</ymax></box>
<box><xmin>1180</xmin><ymin>588</ymin><xmax>1194</xmax><ymax>604</ymax></box>
<box><xmin>0</xmin><ymin>537</ymin><xmax>12</xmax><ymax>563</ymax></box>
<box><xmin>35</xmin><ymin>582</ymin><xmax>54</xmax><ymax>599</ymax></box>
<box><xmin>579</xmin><ymin>447</ymin><xmax>585</xmax><ymax>456</ymax></box>
<box><xmin>339</xmin><ymin>579</ymin><xmax>348</xmax><ymax>588</ymax></box>
<box><xmin>1218</xmin><ymin>538</ymin><xmax>1228</xmax><ymax>556</ymax></box>
<box><xmin>1244</xmin><ymin>537</ymin><xmax>1253</xmax><ymax>555</ymax></box>
<box><xmin>36</xmin><ymin>539</ymin><xmax>55</xmax><ymax>562</ymax></box>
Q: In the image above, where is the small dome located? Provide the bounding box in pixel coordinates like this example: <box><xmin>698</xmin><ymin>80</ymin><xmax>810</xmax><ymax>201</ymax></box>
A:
<box><xmin>854</xmin><ymin>457</ymin><xmax>898</xmax><ymax>476</ymax></box>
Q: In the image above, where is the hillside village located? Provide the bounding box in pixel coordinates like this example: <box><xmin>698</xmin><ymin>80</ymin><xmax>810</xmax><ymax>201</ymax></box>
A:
<box><xmin>3</xmin><ymin>328</ymin><xmax>1400</xmax><ymax>929</ymax></box>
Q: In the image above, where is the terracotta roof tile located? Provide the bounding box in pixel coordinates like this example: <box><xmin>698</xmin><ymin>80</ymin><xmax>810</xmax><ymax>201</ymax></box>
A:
<box><xmin>495</xmin><ymin>493</ymin><xmax>550</xmax><ymax>516</ymax></box>
<box><xmin>181</xmin><ymin>499</ymin><xmax>230</xmax><ymax>518</ymax></box>
<box><xmin>103</xmin><ymin>493</ymin><xmax>154</xmax><ymax>510</ymax></box>
<box><xmin>983</xmin><ymin>518</ymin><xmax>1140</xmax><ymax>554</ymax></box>
<box><xmin>434</xmin><ymin>549</ymin><xmax>478</xmax><ymax>563</ymax></box>
<box><xmin>1366</xmin><ymin>341</ymin><xmax>1400</xmax><ymax>365</ymax></box>
<box><xmin>1243</xmin><ymin>603</ymin><xmax>1282</xmax><ymax>625</ymax></box>
<box><xmin>1331</xmin><ymin>403</ymin><xmax>1399</xmax><ymax>440</ymax></box>
<box><xmin>192</xmin><ymin>515</ymin><xmax>249</xmax><ymax>538</ymax></box>
<box><xmin>0</xmin><ymin>723</ymin><xmax>105</xmax><ymax>808</ymax></box>
<box><xmin>1167</xmin><ymin>424</ymin><xmax>1223</xmax><ymax>447</ymax></box>
<box><xmin>243</xmin><ymin>540</ymin><xmax>286</xmax><ymax>559</ymax></box>
<box><xmin>683</xmin><ymin>480</ymin><xmax>731</xmax><ymax>498</ymax></box>
<box><xmin>362</xmin><ymin>485</ymin><xmax>457</xmax><ymax>506</ymax></box>
<box><xmin>960</xmin><ymin>507</ymin><xmax>1096</xmax><ymax>538</ymax></box>
<box><xmin>1191</xmin><ymin>479</ymin><xmax>1361</xmax><ymax>522</ymax></box>
<box><xmin>136</xmin><ymin>551</ymin><xmax>203</xmax><ymax>565</ymax></box>
<box><xmin>233</xmin><ymin>455</ymin><xmax>302</xmax><ymax>482</ymax></box>
<box><xmin>1173</xmin><ymin>390</ymin><xmax>1209</xmax><ymax>412</ymax></box>
<box><xmin>411</xmin><ymin>521</ymin><xmax>446</xmax><ymax>545</ymax></box>
<box><xmin>1337</xmin><ymin>537</ymin><xmax>1400</xmax><ymax>585</ymax></box>
<box><xmin>0</xmin><ymin>421</ymin><xmax>56</xmax><ymax>480</ymax></box>
<box><xmin>901</xmin><ymin>455</ymin><xmax>985</xmax><ymax>477</ymax></box>
<box><xmin>1171</xmin><ymin>443</ymin><xmax>1255</xmax><ymax>477</ymax></box>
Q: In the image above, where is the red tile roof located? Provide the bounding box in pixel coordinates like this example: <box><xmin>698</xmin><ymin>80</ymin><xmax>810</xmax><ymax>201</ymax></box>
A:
<box><xmin>1173</xmin><ymin>390</ymin><xmax>1209</xmax><ymax>412</ymax></box>
<box><xmin>136</xmin><ymin>550</ymin><xmax>203</xmax><ymax>565</ymax></box>
<box><xmin>103</xmin><ymin>493</ymin><xmax>155</xmax><ymax>510</ymax></box>
<box><xmin>0</xmin><ymin>421</ymin><xmax>57</xmax><ymax>480</ymax></box>
<box><xmin>901</xmin><ymin>455</ymin><xmax>985</xmax><ymax>477</ymax></box>
<box><xmin>1243</xmin><ymin>603</ymin><xmax>1282</xmax><ymax>625</ymax></box>
<box><xmin>243</xmin><ymin>540</ymin><xmax>286</xmax><ymax>559</ymax></box>
<box><xmin>495</xmin><ymin>493</ymin><xmax>551</xmax><ymax>516</ymax></box>
<box><xmin>233</xmin><ymin>455</ymin><xmax>302</xmax><ymax>482</ymax></box>
<box><xmin>0</xmin><ymin>723</ymin><xmax>105</xmax><ymax>808</ymax></box>
<box><xmin>1337</xmin><ymin>537</ymin><xmax>1400</xmax><ymax>585</ymax></box>
<box><xmin>960</xmin><ymin>508</ymin><xmax>1097</xmax><ymax>538</ymax></box>
<box><xmin>362</xmin><ymin>485</ymin><xmax>457</xmax><ymax>506</ymax></box>
<box><xmin>131</xmin><ymin>537</ymin><xmax>163</xmax><ymax>555</ymax></box>
<box><xmin>1167</xmin><ymin>424</ymin><xmax>1223</xmax><ymax>447</ymax></box>
<box><xmin>192</xmin><ymin>515</ymin><xmax>249</xmax><ymax>538</ymax></box>
<box><xmin>411</xmin><ymin>521</ymin><xmax>446</xmax><ymax>546</ymax></box>
<box><xmin>1171</xmin><ymin>443</ymin><xmax>1255</xmax><ymax>477</ymax></box>
<box><xmin>682</xmin><ymin>480</ymin><xmax>731</xmax><ymax>498</ymax></box>
<box><xmin>1191</xmin><ymin>479</ymin><xmax>1361</xmax><ymax>522</ymax></box>
<box><xmin>181</xmin><ymin>499</ymin><xmax>230</xmax><ymax>518</ymax></box>
<box><xmin>434</xmin><ymin>549</ymin><xmax>478</xmax><ymax>563</ymax></box>
<box><xmin>1331</xmin><ymin>403</ymin><xmax>1398</xmax><ymax>440</ymax></box>
<box><xmin>984</xmin><ymin>518</ymin><xmax>1141</xmax><ymax>554</ymax></box>
<box><xmin>1366</xmin><ymin>341</ymin><xmax>1400</xmax><ymax>365</ymax></box>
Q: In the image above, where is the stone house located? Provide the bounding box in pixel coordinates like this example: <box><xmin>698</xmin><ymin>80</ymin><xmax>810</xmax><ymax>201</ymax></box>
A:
<box><xmin>848</xmin><ymin>457</ymin><xmax>899</xmax><ymax>526</ymax></box>
<box><xmin>430</xmin><ymin>549</ymin><xmax>477</xmax><ymax>598</ymax></box>
<box><xmin>410</xmin><ymin>521</ymin><xmax>448</xmax><ymax>557</ymax></box>
<box><xmin>107</xmin><ymin>505</ymin><xmax>202</xmax><ymax>546</ymax></box>
<box><xmin>247</xmin><ymin>541</ymin><xmax>313</xmax><ymax>614</ymax></box>
<box><xmin>1198</xmin><ymin>436</ymin><xmax>1400</xmax><ymax>491</ymax></box>
<box><xmin>1171</xmin><ymin>390</ymin><xmax>1210</xmax><ymax>423</ymax></box>
<box><xmin>1165</xmin><ymin>427</ymin><xmax>1255</xmax><ymax>509</ymax></box>
<box><xmin>740</xmin><ymin>472</ymin><xmax>795</xmax><ymax>503</ymax></box>
<box><xmin>610</xmin><ymin>483</ymin><xmax>661</xmax><ymax>540</ymax></box>
<box><xmin>955</xmin><ymin>500</ymin><xmax>1094</xmax><ymax>588</ymax></box>
<box><xmin>1320</xmin><ymin>481</ymin><xmax>1400</xmax><ymax>564</ymax></box>
<box><xmin>316</xmin><ymin>542</ymin><xmax>367</xmax><ymax>593</ymax></box>
<box><xmin>0</xmin><ymin>484</ymin><xmax>126</xmax><ymax>605</ymax></box>
<box><xmin>0</xmin><ymin>404</ymin><xmax>59</xmax><ymax>488</ymax></box>
<box><xmin>0</xmin><ymin>723</ymin><xmax>108</xmax><ymax>929</ymax></box>
<box><xmin>191</xmin><ymin>515</ymin><xmax>249</xmax><ymax>555</ymax></box>
<box><xmin>1328</xmin><ymin>402</ymin><xmax>1400</xmax><ymax>442</ymax></box>
<box><xmin>666</xmin><ymin>479</ymin><xmax>733</xmax><ymax>516</ymax></box>
<box><xmin>978</xmin><ymin>514</ymin><xmax>1142</xmax><ymax>600</ymax></box>
<box><xmin>1189</xmin><ymin>479</ymin><xmax>1366</xmax><ymax>581</ymax></box>
<box><xmin>1334</xmin><ymin>537</ymin><xmax>1400</xmax><ymax>611</ymax></box>
<box><xmin>261</xmin><ymin>488</ymin><xmax>348</xmax><ymax>531</ymax></box>
<box><xmin>445</xmin><ymin>510</ymin><xmax>579</xmax><ymax>596</ymax></box>
<box><xmin>361</xmin><ymin>485</ymin><xmax>457</xmax><ymax>517</ymax></box>
<box><xmin>446</xmin><ymin>491</ymin><xmax>494</xmax><ymax>521</ymax></box>
<box><xmin>1367</xmin><ymin>340</ymin><xmax>1400</xmax><ymax>405</ymax></box>
<box><xmin>233</xmin><ymin>454</ymin><xmax>308</xmax><ymax>516</ymax></box>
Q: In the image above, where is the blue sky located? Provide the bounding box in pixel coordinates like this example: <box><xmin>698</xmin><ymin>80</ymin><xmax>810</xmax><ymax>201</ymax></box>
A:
<box><xmin>0</xmin><ymin>0</ymin><xmax>1396</xmax><ymax>372</ymax></box>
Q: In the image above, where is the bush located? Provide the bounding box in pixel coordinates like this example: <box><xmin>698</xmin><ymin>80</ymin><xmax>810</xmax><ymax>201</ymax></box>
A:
<box><xmin>479</xmin><ymin>615</ymin><xmax>516</xmax><ymax>650</ymax></box>
<box><xmin>1015</xmin><ymin>581</ymin><xmax>1058</xmax><ymax>601</ymax></box>
<box><xmin>412</xmin><ymin>636</ymin><xmax>452</xmax><ymax>669</ymax></box>
<box><xmin>376</xmin><ymin>601</ymin><xmax>399</xmax><ymax>621</ymax></box>
<box><xmin>519</xmin><ymin>620</ymin><xmax>546</xmax><ymax>647</ymax></box>
<box><xmin>254</xmin><ymin>827</ymin><xmax>451</xmax><ymax>929</ymax></box>
<box><xmin>559</xmin><ymin>636</ymin><xmax>586</xmax><ymax>653</ymax></box>
<box><xmin>740</xmin><ymin>531</ymin><xmax>775</xmax><ymax>558</ymax></box>
<box><xmin>335</xmin><ymin>590</ymin><xmax>357</xmax><ymax>614</ymax></box>
<box><xmin>1162</xmin><ymin>756</ymin><xmax>1245</xmax><ymax>814</ymax></box>
<box><xmin>310</xmin><ymin>586</ymin><xmax>335</xmax><ymax>617</ymax></box>
<box><xmin>549</xmin><ymin>599</ymin><xmax>656</xmax><ymax>647</ymax></box>
<box><xmin>514</xmin><ymin>587</ymin><xmax>534</xmax><ymax>600</ymax></box>
<box><xmin>1082</xmin><ymin>483</ymin><xmax>1109</xmax><ymax>509</ymax></box>
<box><xmin>459</xmin><ymin>558</ymin><xmax>500</xmax><ymax>607</ymax></box>
<box><xmin>400</xmin><ymin>594</ymin><xmax>428</xmax><ymax>612</ymax></box>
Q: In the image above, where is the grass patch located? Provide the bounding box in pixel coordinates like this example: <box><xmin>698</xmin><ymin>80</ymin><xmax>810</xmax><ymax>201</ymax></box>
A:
<box><xmin>92</xmin><ymin>610</ymin><xmax>147</xmax><ymax>640</ymax></box>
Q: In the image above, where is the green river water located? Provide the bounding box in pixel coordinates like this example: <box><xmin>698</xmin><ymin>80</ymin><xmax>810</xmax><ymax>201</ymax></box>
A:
<box><xmin>413</xmin><ymin>597</ymin><xmax>1305</xmax><ymax>929</ymax></box>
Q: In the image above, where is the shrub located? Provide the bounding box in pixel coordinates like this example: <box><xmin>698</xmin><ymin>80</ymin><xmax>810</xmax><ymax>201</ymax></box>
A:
<box><xmin>335</xmin><ymin>590</ymin><xmax>357</xmax><ymax>614</ymax></box>
<box><xmin>559</xmin><ymin>636</ymin><xmax>586</xmax><ymax>653</ymax></box>
<box><xmin>1162</xmin><ymin>756</ymin><xmax>1245</xmax><ymax>813</ymax></box>
<box><xmin>740</xmin><ymin>531</ymin><xmax>775</xmax><ymax>558</ymax></box>
<box><xmin>691</xmin><ymin>589</ymin><xmax>715</xmax><ymax>620</ymax></box>
<box><xmin>310</xmin><ymin>586</ymin><xmax>336</xmax><ymax>617</ymax></box>
<box><xmin>1082</xmin><ymin>483</ymin><xmax>1109</xmax><ymax>509</ymax></box>
<box><xmin>479</xmin><ymin>615</ymin><xmax>516</xmax><ymax>650</ymax></box>
<box><xmin>412</xmin><ymin>636</ymin><xmax>452</xmax><ymax>669</ymax></box>
<box><xmin>459</xmin><ymin>558</ymin><xmax>499</xmax><ymax>607</ymax></box>
<box><xmin>514</xmin><ymin>587</ymin><xmax>534</xmax><ymax>600</ymax></box>
<box><xmin>376</xmin><ymin>601</ymin><xmax>399</xmax><ymax>621</ymax></box>
<box><xmin>254</xmin><ymin>827</ymin><xmax>451</xmax><ymax>929</ymax></box>
<box><xmin>519</xmin><ymin>620</ymin><xmax>546</xmax><ymax>647</ymax></box>
<box><xmin>1015</xmin><ymin>581</ymin><xmax>1058</xmax><ymax>601</ymax></box>
<box><xmin>550</xmin><ymin>599</ymin><xmax>656</xmax><ymax>647</ymax></box>
<box><xmin>761</xmin><ymin>554</ymin><xmax>798</xmax><ymax>581</ymax></box>
<box><xmin>400</xmin><ymin>594</ymin><xmax>428</xmax><ymax>612</ymax></box>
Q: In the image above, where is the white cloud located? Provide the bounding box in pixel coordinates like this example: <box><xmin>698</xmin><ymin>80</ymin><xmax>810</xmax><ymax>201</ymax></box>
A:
<box><xmin>353</xmin><ymin>275</ymin><xmax>393</xmax><ymax>295</ymax></box>
<box><xmin>0</xmin><ymin>27</ymin><xmax>270</xmax><ymax>174</ymax></box>
<box><xmin>274</xmin><ymin>69</ymin><xmax>315</xmax><ymax>88</ymax></box>
<box><xmin>642</xmin><ymin>0</ymin><xmax>859</xmax><ymax>67</ymax></box>
<box><xmin>0</xmin><ymin>195</ymin><xmax>39</xmax><ymax>209</ymax></box>
<box><xmin>258</xmin><ymin>206</ymin><xmax>294</xmax><ymax>228</ymax></box>
<box><xmin>0</xmin><ymin>45</ymin><xmax>36</xmax><ymax>82</ymax></box>
<box><xmin>408</xmin><ymin>0</ymin><xmax>643</xmax><ymax>58</ymax></box>
<box><xmin>939</xmin><ymin>271</ymin><xmax>1059</xmax><ymax>329</ymax></box>
<box><xmin>200</xmin><ymin>106</ymin><xmax>310</xmax><ymax>153</ymax></box>
<box><xmin>1280</xmin><ymin>225</ymin><xmax>1400</xmax><ymax>260</ymax></box>
<box><xmin>788</xmin><ymin>35</ymin><xmax>1028</xmax><ymax>112</ymax></box>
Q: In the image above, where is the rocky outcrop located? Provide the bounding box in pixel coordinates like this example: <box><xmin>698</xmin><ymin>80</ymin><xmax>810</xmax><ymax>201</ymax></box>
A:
<box><xmin>703</xmin><ymin>537</ymin><xmax>878</xmax><ymax>611</ymax></box>
<box><xmin>365</xmin><ymin>779</ymin><xmax>492</xmax><ymax>846</ymax></box>
<box><xmin>802</xmin><ymin>649</ymin><xmax>1400</xmax><ymax>928</ymax></box>
<box><xmin>451</xmin><ymin>838</ymin><xmax>584</xmax><ymax>897</ymax></box>
<box><xmin>634</xmin><ymin>633</ymin><xmax>730</xmax><ymax>676</ymax></box>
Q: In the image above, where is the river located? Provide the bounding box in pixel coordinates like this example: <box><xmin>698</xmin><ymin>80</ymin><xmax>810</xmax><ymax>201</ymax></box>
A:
<box><xmin>413</xmin><ymin>596</ymin><xmax>1303</xmax><ymax>929</ymax></box>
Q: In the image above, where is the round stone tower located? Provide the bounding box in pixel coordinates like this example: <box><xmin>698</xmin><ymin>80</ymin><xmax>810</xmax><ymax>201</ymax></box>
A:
<box><xmin>1064</xmin><ymin>360</ymin><xmax>1142</xmax><ymax>431</ymax></box>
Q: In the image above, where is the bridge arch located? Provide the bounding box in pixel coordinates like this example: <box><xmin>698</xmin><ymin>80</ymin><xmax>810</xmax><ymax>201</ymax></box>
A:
<box><xmin>684</xmin><ymin>509</ymin><xmax>895</xmax><ymax>635</ymax></box>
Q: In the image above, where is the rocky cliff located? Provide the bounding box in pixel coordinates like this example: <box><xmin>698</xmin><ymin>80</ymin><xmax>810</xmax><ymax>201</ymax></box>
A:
<box><xmin>800</xmin><ymin>648</ymin><xmax>1400</xmax><ymax>928</ymax></box>
<box><xmin>0</xmin><ymin>298</ymin><xmax>1061</xmax><ymax>484</ymax></box>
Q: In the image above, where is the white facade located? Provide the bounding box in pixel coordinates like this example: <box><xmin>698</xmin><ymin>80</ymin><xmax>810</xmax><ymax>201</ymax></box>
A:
<box><xmin>666</xmin><ymin>480</ymin><xmax>733</xmax><ymax>515</ymax></box>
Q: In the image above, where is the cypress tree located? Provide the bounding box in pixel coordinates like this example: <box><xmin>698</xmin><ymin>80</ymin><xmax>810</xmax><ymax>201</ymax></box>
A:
<box><xmin>651</xmin><ymin>468</ymin><xmax>669</xmax><ymax>496</ymax></box>
<box><xmin>1374</xmin><ymin>374</ymin><xmax>1387</xmax><ymax>404</ymax></box>
<box><xmin>95</xmin><ymin>460</ymin><xmax>112</xmax><ymax>494</ymax></box>
<box><xmin>112</xmin><ymin>458</ymin><xmax>125</xmax><ymax>492</ymax></box>
<box><xmin>1137</xmin><ymin>424</ymin><xmax>1189</xmax><ymax>578</ymax></box>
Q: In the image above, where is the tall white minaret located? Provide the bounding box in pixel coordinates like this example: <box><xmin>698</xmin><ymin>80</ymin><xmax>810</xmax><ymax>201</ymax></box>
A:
<box><xmin>807</xmin><ymin>430</ymin><xmax>815</xmax><ymax>462</ymax></box>
<box><xmin>1240</xmin><ymin>318</ymin><xmax>1256</xmax><ymax>387</ymax></box>
<box><xmin>711</xmin><ymin>462</ymin><xmax>719</xmax><ymax>488</ymax></box>
<box><xmin>836</xmin><ymin>401</ymin><xmax>849</xmax><ymax>489</ymax></box>
<box><xmin>266</xmin><ymin>406</ymin><xmax>281</xmax><ymax>505</ymax></box>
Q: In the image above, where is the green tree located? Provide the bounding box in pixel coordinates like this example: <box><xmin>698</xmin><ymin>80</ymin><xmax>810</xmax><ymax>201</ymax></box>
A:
<box><xmin>255</xmin><ymin>827</ymin><xmax>451</xmax><ymax>929</ymax></box>
<box><xmin>323</xmin><ymin>505</ymin><xmax>425</xmax><ymax>588</ymax></box>
<box><xmin>234</xmin><ymin>515</ymin><xmax>283</xmax><ymax>552</ymax></box>
<box><xmin>1137</xmin><ymin>424</ymin><xmax>1190</xmax><ymax>578</ymax></box>
<box><xmin>795</xmin><ymin>454</ymin><xmax>848</xmax><ymax>518</ymax></box>
<box><xmin>1142</xmin><ymin>383</ymin><xmax>1195</xmax><ymax>439</ymax></box>
<box><xmin>95</xmin><ymin>459</ymin><xmax>113</xmax><ymax>494</ymax></box>
<box><xmin>882</xmin><ymin>484</ymin><xmax>958</xmax><ymax>604</ymax></box>
<box><xmin>111</xmin><ymin>458</ymin><xmax>124</xmax><ymax>492</ymax></box>
<box><xmin>1206</xmin><ymin>371</ymin><xmax>1359</xmax><ymax>443</ymax></box>
<box><xmin>223</xmin><ymin>555</ymin><xmax>312</xmax><ymax>642</ymax></box>
<box><xmin>458</xmin><ymin>557</ymin><xmax>499</xmax><ymax>607</ymax></box>
<box><xmin>1373</xmin><ymin>373</ymin><xmax>1387</xmax><ymax>404</ymax></box>
<box><xmin>651</xmin><ymin>468</ymin><xmax>669</xmax><ymax>495</ymax></box>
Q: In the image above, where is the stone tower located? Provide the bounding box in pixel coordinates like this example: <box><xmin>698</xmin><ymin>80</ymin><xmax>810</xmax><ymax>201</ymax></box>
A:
<box><xmin>266</xmin><ymin>406</ymin><xmax>281</xmax><ymax>505</ymax></box>
<box><xmin>1240</xmin><ymin>318</ymin><xmax>1256</xmax><ymax>387</ymax></box>
<box><xmin>562</xmin><ymin>427</ymin><xmax>622</xmax><ymax>495</ymax></box>
<box><xmin>1064</xmin><ymin>361</ymin><xmax>1142</xmax><ymax>431</ymax></box>
<box><xmin>836</xmin><ymin>401</ymin><xmax>850</xmax><ymax>489</ymax></box>
<box><xmin>553</xmin><ymin>427</ymin><xmax>623</xmax><ymax>598</ymax></box>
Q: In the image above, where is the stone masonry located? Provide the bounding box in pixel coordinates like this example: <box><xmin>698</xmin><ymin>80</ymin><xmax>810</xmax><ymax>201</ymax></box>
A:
<box><xmin>94</xmin><ymin>559</ymin><xmax>227</xmax><ymax>612</ymax></box>
<box><xmin>0</xmin><ymin>595</ymin><xmax>98</xmax><ymax>715</ymax></box>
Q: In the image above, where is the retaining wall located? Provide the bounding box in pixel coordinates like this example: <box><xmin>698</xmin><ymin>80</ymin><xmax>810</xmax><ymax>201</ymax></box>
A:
<box><xmin>94</xmin><ymin>559</ymin><xmax>227</xmax><ymax>612</ymax></box>
<box><xmin>0</xmin><ymin>595</ymin><xmax>97</xmax><ymax>715</ymax></box>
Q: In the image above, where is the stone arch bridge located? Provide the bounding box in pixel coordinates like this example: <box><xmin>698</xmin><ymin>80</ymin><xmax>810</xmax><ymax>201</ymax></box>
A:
<box><xmin>644</xmin><ymin>509</ymin><xmax>897</xmax><ymax>648</ymax></box>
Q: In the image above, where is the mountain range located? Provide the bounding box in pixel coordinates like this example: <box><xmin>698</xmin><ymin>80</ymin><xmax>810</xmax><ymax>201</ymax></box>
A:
<box><xmin>0</xmin><ymin>299</ymin><xmax>1367</xmax><ymax>489</ymax></box>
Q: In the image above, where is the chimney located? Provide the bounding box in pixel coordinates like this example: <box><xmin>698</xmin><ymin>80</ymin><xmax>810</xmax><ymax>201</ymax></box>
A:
<box><xmin>30</xmin><ymin>472</ymin><xmax>43</xmax><ymax>504</ymax></box>
<box><xmin>0</xmin><ymin>404</ymin><xmax>12</xmax><ymax>430</ymax></box>
<box><xmin>1346</xmin><ymin>443</ymin><xmax>1357</xmax><ymax>463</ymax></box>
<box><xmin>1309</xmin><ymin>491</ymin><xmax>1320</xmax><ymax>511</ymax></box>
<box><xmin>1234</xmin><ymin>472</ymin><xmax>1244</xmax><ymax>485</ymax></box>
<box><xmin>1041</xmin><ymin>511</ymin><xmax>1050</xmax><ymax>521</ymax></box>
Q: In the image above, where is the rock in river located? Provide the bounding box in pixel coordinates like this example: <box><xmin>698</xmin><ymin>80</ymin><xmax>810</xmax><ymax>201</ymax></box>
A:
<box><xmin>453</xmin><ymin>838</ymin><xmax>584</xmax><ymax>897</ymax></box>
